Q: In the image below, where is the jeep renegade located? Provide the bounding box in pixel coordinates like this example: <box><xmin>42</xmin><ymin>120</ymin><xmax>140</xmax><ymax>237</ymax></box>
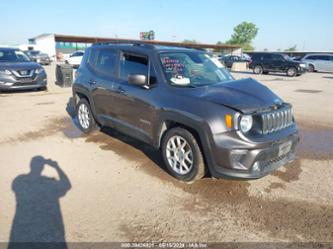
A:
<box><xmin>72</xmin><ymin>42</ymin><xmax>299</xmax><ymax>182</ymax></box>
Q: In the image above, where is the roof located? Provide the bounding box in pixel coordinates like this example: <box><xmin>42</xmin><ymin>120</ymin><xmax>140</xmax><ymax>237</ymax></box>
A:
<box><xmin>0</xmin><ymin>47</ymin><xmax>18</xmax><ymax>51</ymax></box>
<box><xmin>29</xmin><ymin>33</ymin><xmax>54</xmax><ymax>40</ymax></box>
<box><xmin>53</xmin><ymin>34</ymin><xmax>241</xmax><ymax>50</ymax></box>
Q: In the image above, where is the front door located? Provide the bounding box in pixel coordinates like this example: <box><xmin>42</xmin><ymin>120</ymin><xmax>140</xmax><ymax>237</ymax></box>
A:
<box><xmin>111</xmin><ymin>51</ymin><xmax>157</xmax><ymax>143</ymax></box>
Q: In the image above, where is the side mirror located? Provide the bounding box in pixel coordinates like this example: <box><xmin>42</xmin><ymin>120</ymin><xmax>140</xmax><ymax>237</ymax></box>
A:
<box><xmin>128</xmin><ymin>74</ymin><xmax>147</xmax><ymax>87</ymax></box>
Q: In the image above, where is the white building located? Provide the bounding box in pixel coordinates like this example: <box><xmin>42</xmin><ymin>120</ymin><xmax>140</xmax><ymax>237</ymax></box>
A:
<box><xmin>28</xmin><ymin>34</ymin><xmax>57</xmax><ymax>59</ymax></box>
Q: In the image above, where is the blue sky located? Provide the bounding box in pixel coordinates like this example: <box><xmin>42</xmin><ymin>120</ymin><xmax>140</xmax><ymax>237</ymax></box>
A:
<box><xmin>0</xmin><ymin>0</ymin><xmax>332</xmax><ymax>50</ymax></box>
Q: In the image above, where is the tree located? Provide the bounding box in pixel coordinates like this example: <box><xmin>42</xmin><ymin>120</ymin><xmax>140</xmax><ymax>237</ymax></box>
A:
<box><xmin>226</xmin><ymin>22</ymin><xmax>258</xmax><ymax>51</ymax></box>
<box><xmin>285</xmin><ymin>45</ymin><xmax>297</xmax><ymax>52</ymax></box>
<box><xmin>214</xmin><ymin>41</ymin><xmax>225</xmax><ymax>53</ymax></box>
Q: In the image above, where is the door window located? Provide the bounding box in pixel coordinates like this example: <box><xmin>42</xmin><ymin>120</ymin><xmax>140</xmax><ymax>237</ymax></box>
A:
<box><xmin>93</xmin><ymin>48</ymin><xmax>117</xmax><ymax>77</ymax></box>
<box><xmin>119</xmin><ymin>53</ymin><xmax>148</xmax><ymax>80</ymax></box>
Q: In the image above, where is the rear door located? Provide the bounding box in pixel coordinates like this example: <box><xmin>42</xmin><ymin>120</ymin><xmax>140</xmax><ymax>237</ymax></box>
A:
<box><xmin>262</xmin><ymin>54</ymin><xmax>274</xmax><ymax>71</ymax></box>
<box><xmin>88</xmin><ymin>47</ymin><xmax>118</xmax><ymax>121</ymax></box>
<box><xmin>315</xmin><ymin>55</ymin><xmax>330</xmax><ymax>71</ymax></box>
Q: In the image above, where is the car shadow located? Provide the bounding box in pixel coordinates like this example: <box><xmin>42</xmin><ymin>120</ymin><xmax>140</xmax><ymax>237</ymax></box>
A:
<box><xmin>8</xmin><ymin>156</ymin><xmax>71</xmax><ymax>249</ymax></box>
<box><xmin>65</xmin><ymin>97</ymin><xmax>168</xmax><ymax>174</ymax></box>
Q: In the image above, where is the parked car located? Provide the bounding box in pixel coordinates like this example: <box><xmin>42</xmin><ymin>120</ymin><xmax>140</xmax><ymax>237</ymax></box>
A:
<box><xmin>301</xmin><ymin>54</ymin><xmax>333</xmax><ymax>72</ymax></box>
<box><xmin>65</xmin><ymin>50</ymin><xmax>84</xmax><ymax>68</ymax></box>
<box><xmin>249</xmin><ymin>53</ymin><xmax>307</xmax><ymax>77</ymax></box>
<box><xmin>24</xmin><ymin>50</ymin><xmax>51</xmax><ymax>65</ymax></box>
<box><xmin>72</xmin><ymin>42</ymin><xmax>299</xmax><ymax>182</ymax></box>
<box><xmin>220</xmin><ymin>55</ymin><xmax>251</xmax><ymax>68</ymax></box>
<box><xmin>0</xmin><ymin>48</ymin><xmax>47</xmax><ymax>91</ymax></box>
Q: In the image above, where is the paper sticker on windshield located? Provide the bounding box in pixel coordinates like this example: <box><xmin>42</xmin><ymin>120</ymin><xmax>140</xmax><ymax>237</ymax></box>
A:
<box><xmin>170</xmin><ymin>75</ymin><xmax>190</xmax><ymax>85</ymax></box>
<box><xmin>161</xmin><ymin>57</ymin><xmax>185</xmax><ymax>73</ymax></box>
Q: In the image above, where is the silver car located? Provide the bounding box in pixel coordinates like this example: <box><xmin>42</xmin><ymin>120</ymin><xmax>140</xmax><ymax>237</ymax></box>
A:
<box><xmin>301</xmin><ymin>54</ymin><xmax>333</xmax><ymax>72</ymax></box>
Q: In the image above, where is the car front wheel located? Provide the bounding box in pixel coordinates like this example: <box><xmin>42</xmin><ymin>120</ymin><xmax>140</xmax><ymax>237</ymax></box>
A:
<box><xmin>308</xmin><ymin>64</ymin><xmax>315</xmax><ymax>72</ymax></box>
<box><xmin>253</xmin><ymin>65</ymin><xmax>263</xmax><ymax>74</ymax></box>
<box><xmin>76</xmin><ymin>98</ymin><xmax>96</xmax><ymax>133</ymax></box>
<box><xmin>162</xmin><ymin>127</ymin><xmax>205</xmax><ymax>182</ymax></box>
<box><xmin>287</xmin><ymin>67</ymin><xmax>297</xmax><ymax>77</ymax></box>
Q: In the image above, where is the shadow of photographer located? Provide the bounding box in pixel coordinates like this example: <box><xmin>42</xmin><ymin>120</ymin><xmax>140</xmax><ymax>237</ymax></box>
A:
<box><xmin>8</xmin><ymin>156</ymin><xmax>71</xmax><ymax>249</ymax></box>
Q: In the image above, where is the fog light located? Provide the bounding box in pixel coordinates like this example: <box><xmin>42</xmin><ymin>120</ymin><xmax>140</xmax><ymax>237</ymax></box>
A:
<box><xmin>252</xmin><ymin>162</ymin><xmax>260</xmax><ymax>172</ymax></box>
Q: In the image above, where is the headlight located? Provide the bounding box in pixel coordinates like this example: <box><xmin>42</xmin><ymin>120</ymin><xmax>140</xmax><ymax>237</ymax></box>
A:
<box><xmin>0</xmin><ymin>69</ymin><xmax>12</xmax><ymax>75</ymax></box>
<box><xmin>35</xmin><ymin>68</ymin><xmax>45</xmax><ymax>74</ymax></box>
<box><xmin>240</xmin><ymin>115</ymin><xmax>253</xmax><ymax>133</ymax></box>
<box><xmin>300</xmin><ymin>64</ymin><xmax>306</xmax><ymax>68</ymax></box>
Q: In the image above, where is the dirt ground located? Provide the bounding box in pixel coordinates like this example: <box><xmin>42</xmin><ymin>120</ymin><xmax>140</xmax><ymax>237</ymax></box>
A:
<box><xmin>0</xmin><ymin>64</ymin><xmax>332</xmax><ymax>244</ymax></box>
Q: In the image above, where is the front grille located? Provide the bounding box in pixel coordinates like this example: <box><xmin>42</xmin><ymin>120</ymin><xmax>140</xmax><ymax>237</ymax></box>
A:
<box><xmin>261</xmin><ymin>106</ymin><xmax>293</xmax><ymax>134</ymax></box>
<box><xmin>12</xmin><ymin>69</ymin><xmax>35</xmax><ymax>78</ymax></box>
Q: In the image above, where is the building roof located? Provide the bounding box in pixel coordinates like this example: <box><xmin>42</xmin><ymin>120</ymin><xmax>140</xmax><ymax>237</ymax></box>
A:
<box><xmin>29</xmin><ymin>33</ymin><xmax>54</xmax><ymax>40</ymax></box>
<box><xmin>53</xmin><ymin>34</ymin><xmax>241</xmax><ymax>50</ymax></box>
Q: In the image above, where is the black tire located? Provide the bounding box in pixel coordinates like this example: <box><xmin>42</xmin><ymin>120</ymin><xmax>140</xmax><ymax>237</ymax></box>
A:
<box><xmin>308</xmin><ymin>64</ymin><xmax>315</xmax><ymax>72</ymax></box>
<box><xmin>38</xmin><ymin>86</ymin><xmax>47</xmax><ymax>91</ymax></box>
<box><xmin>76</xmin><ymin>98</ymin><xmax>96</xmax><ymax>134</ymax></box>
<box><xmin>161</xmin><ymin>127</ymin><xmax>205</xmax><ymax>182</ymax></box>
<box><xmin>253</xmin><ymin>65</ymin><xmax>263</xmax><ymax>74</ymax></box>
<box><xmin>286</xmin><ymin>67</ymin><xmax>297</xmax><ymax>77</ymax></box>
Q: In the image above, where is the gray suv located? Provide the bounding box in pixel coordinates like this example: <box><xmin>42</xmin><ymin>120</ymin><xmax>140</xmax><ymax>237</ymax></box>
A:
<box><xmin>0</xmin><ymin>48</ymin><xmax>47</xmax><ymax>91</ymax></box>
<box><xmin>72</xmin><ymin>42</ymin><xmax>299</xmax><ymax>182</ymax></box>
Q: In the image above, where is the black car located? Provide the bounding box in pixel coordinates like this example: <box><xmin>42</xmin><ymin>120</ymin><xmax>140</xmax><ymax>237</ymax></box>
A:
<box><xmin>72</xmin><ymin>42</ymin><xmax>299</xmax><ymax>182</ymax></box>
<box><xmin>0</xmin><ymin>48</ymin><xmax>47</xmax><ymax>91</ymax></box>
<box><xmin>220</xmin><ymin>55</ymin><xmax>251</xmax><ymax>68</ymax></box>
<box><xmin>249</xmin><ymin>53</ymin><xmax>307</xmax><ymax>77</ymax></box>
<box><xmin>24</xmin><ymin>50</ymin><xmax>51</xmax><ymax>65</ymax></box>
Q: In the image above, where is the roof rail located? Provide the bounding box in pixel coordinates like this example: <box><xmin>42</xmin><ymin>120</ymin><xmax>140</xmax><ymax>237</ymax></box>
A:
<box><xmin>92</xmin><ymin>40</ymin><xmax>156</xmax><ymax>49</ymax></box>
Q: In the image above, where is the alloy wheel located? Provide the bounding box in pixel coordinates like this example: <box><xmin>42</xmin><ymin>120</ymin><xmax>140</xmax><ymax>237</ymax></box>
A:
<box><xmin>166</xmin><ymin>135</ymin><xmax>193</xmax><ymax>175</ymax></box>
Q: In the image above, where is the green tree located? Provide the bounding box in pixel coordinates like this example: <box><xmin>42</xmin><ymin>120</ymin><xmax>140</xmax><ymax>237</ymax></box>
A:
<box><xmin>285</xmin><ymin>45</ymin><xmax>297</xmax><ymax>52</ymax></box>
<box><xmin>226</xmin><ymin>22</ymin><xmax>258</xmax><ymax>51</ymax></box>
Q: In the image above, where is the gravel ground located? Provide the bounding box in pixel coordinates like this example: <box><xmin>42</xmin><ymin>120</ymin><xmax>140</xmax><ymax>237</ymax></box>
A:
<box><xmin>0</xmin><ymin>64</ymin><xmax>332</xmax><ymax>244</ymax></box>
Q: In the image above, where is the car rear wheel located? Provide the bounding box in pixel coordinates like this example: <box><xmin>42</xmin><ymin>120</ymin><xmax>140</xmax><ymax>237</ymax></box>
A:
<box><xmin>76</xmin><ymin>98</ymin><xmax>96</xmax><ymax>134</ymax></box>
<box><xmin>162</xmin><ymin>127</ymin><xmax>205</xmax><ymax>182</ymax></box>
<box><xmin>253</xmin><ymin>65</ymin><xmax>263</xmax><ymax>74</ymax></box>
<box><xmin>287</xmin><ymin>67</ymin><xmax>297</xmax><ymax>77</ymax></box>
<box><xmin>308</xmin><ymin>64</ymin><xmax>315</xmax><ymax>72</ymax></box>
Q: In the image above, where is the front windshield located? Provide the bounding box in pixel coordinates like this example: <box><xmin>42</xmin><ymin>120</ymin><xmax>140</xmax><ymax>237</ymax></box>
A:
<box><xmin>28</xmin><ymin>51</ymin><xmax>40</xmax><ymax>56</ymax></box>
<box><xmin>160</xmin><ymin>52</ymin><xmax>234</xmax><ymax>87</ymax></box>
<box><xmin>0</xmin><ymin>50</ymin><xmax>31</xmax><ymax>62</ymax></box>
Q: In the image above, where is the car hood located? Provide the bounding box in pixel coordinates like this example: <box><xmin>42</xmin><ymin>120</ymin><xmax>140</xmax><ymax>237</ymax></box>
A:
<box><xmin>0</xmin><ymin>61</ymin><xmax>41</xmax><ymax>70</ymax></box>
<box><xmin>187</xmin><ymin>78</ymin><xmax>283</xmax><ymax>113</ymax></box>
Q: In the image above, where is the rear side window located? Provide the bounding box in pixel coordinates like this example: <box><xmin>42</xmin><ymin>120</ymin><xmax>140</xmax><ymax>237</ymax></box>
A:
<box><xmin>120</xmin><ymin>53</ymin><xmax>148</xmax><ymax>80</ymax></box>
<box><xmin>317</xmin><ymin>55</ymin><xmax>330</xmax><ymax>61</ymax></box>
<box><xmin>88</xmin><ymin>48</ymin><xmax>117</xmax><ymax>78</ymax></box>
<box><xmin>305</xmin><ymin>55</ymin><xmax>316</xmax><ymax>60</ymax></box>
<box><xmin>329</xmin><ymin>56</ymin><xmax>333</xmax><ymax>62</ymax></box>
<box><xmin>263</xmin><ymin>54</ymin><xmax>273</xmax><ymax>60</ymax></box>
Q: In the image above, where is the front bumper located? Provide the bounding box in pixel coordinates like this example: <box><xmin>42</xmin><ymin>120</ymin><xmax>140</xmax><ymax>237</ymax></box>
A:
<box><xmin>207</xmin><ymin>127</ymin><xmax>300</xmax><ymax>179</ymax></box>
<box><xmin>297</xmin><ymin>66</ymin><xmax>307</xmax><ymax>74</ymax></box>
<box><xmin>0</xmin><ymin>74</ymin><xmax>47</xmax><ymax>91</ymax></box>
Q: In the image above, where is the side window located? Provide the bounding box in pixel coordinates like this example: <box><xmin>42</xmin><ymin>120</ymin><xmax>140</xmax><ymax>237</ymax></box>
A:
<box><xmin>272</xmin><ymin>54</ymin><xmax>282</xmax><ymax>61</ymax></box>
<box><xmin>319</xmin><ymin>55</ymin><xmax>330</xmax><ymax>61</ymax></box>
<box><xmin>263</xmin><ymin>54</ymin><xmax>273</xmax><ymax>60</ymax></box>
<box><xmin>93</xmin><ymin>48</ymin><xmax>117</xmax><ymax>77</ymax></box>
<box><xmin>329</xmin><ymin>56</ymin><xmax>333</xmax><ymax>62</ymax></box>
<box><xmin>120</xmin><ymin>53</ymin><xmax>148</xmax><ymax>80</ymax></box>
<box><xmin>306</xmin><ymin>55</ymin><xmax>315</xmax><ymax>60</ymax></box>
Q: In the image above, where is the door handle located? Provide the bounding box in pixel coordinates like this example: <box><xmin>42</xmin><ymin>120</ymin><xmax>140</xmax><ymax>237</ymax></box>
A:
<box><xmin>88</xmin><ymin>79</ymin><xmax>97</xmax><ymax>85</ymax></box>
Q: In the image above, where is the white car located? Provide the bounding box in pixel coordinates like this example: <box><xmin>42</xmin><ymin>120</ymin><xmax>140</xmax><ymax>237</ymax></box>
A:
<box><xmin>301</xmin><ymin>54</ymin><xmax>333</xmax><ymax>72</ymax></box>
<box><xmin>65</xmin><ymin>50</ymin><xmax>84</xmax><ymax>68</ymax></box>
